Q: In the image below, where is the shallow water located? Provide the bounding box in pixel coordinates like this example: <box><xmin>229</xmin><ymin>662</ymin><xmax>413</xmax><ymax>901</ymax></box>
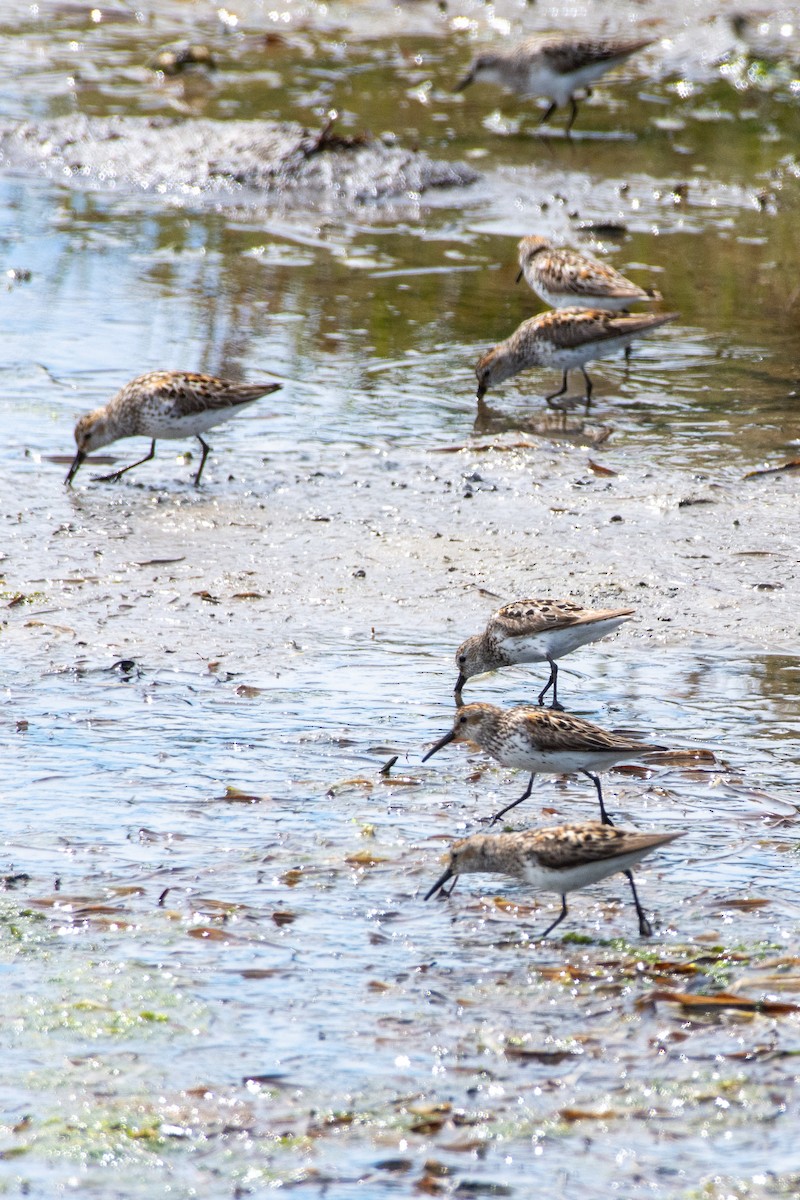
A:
<box><xmin>1</xmin><ymin>1</ymin><xmax>800</xmax><ymax>1196</ymax></box>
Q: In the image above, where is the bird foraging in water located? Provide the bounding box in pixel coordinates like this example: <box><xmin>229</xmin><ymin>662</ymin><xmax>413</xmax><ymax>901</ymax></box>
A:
<box><xmin>65</xmin><ymin>370</ymin><xmax>282</xmax><ymax>487</ymax></box>
<box><xmin>516</xmin><ymin>236</ymin><xmax>662</xmax><ymax>312</ymax></box>
<box><xmin>422</xmin><ymin>702</ymin><xmax>666</xmax><ymax>827</ymax></box>
<box><xmin>474</xmin><ymin>307</ymin><xmax>677</xmax><ymax>408</ymax></box>
<box><xmin>454</xmin><ymin>35</ymin><xmax>654</xmax><ymax>134</ymax></box>
<box><xmin>454</xmin><ymin>598</ymin><xmax>635</xmax><ymax>708</ymax></box>
<box><xmin>424</xmin><ymin>820</ymin><xmax>683</xmax><ymax>938</ymax></box>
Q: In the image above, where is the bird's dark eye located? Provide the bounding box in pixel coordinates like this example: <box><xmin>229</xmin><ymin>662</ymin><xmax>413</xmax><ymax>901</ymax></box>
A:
<box><xmin>458</xmin><ymin>715</ymin><xmax>468</xmax><ymax>725</ymax></box>
<box><xmin>458</xmin><ymin>654</ymin><xmax>467</xmax><ymax>664</ymax></box>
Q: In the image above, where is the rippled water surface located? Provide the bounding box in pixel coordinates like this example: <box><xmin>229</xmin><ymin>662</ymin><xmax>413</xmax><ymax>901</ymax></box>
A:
<box><xmin>1</xmin><ymin>1</ymin><xmax>800</xmax><ymax>1196</ymax></box>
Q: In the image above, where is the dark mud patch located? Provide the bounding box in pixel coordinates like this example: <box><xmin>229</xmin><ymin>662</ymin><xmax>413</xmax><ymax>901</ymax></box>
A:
<box><xmin>0</xmin><ymin>113</ymin><xmax>479</xmax><ymax>206</ymax></box>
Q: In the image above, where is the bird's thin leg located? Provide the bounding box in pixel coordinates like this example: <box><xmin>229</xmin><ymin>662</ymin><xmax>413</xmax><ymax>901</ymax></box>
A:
<box><xmin>581</xmin><ymin>366</ymin><xmax>593</xmax><ymax>413</ymax></box>
<box><xmin>624</xmin><ymin>869</ymin><xmax>653</xmax><ymax>937</ymax></box>
<box><xmin>490</xmin><ymin>773</ymin><xmax>536</xmax><ymax>825</ymax></box>
<box><xmin>536</xmin><ymin>661</ymin><xmax>555</xmax><ymax>706</ymax></box>
<box><xmin>538</xmin><ymin>100</ymin><xmax>557</xmax><ymax>127</ymax></box>
<box><xmin>537</xmin><ymin>658</ymin><xmax>563</xmax><ymax>710</ymax></box>
<box><xmin>193</xmin><ymin>436</ymin><xmax>212</xmax><ymax>486</ymax></box>
<box><xmin>538</xmin><ymin>895</ymin><xmax>568</xmax><ymax>938</ymax></box>
<box><xmin>544</xmin><ymin>371</ymin><xmax>569</xmax><ymax>405</ymax></box>
<box><xmin>581</xmin><ymin>770</ymin><xmax>613</xmax><ymax>826</ymax></box>
<box><xmin>565</xmin><ymin>96</ymin><xmax>579</xmax><ymax>135</ymax></box>
<box><xmin>94</xmin><ymin>440</ymin><xmax>156</xmax><ymax>483</ymax></box>
<box><xmin>547</xmin><ymin>656</ymin><xmax>563</xmax><ymax>710</ymax></box>
<box><xmin>624</xmin><ymin>344</ymin><xmax>632</xmax><ymax>377</ymax></box>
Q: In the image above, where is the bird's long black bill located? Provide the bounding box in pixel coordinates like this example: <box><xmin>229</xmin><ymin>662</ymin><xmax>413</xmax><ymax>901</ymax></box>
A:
<box><xmin>515</xmin><ymin>269</ymin><xmax>523</xmax><ymax>284</ymax></box>
<box><xmin>424</xmin><ymin>866</ymin><xmax>454</xmax><ymax>901</ymax></box>
<box><xmin>454</xmin><ymin>672</ymin><xmax>466</xmax><ymax>695</ymax></box>
<box><xmin>65</xmin><ymin>450</ymin><xmax>86</xmax><ymax>486</ymax></box>
<box><xmin>422</xmin><ymin>728</ymin><xmax>456</xmax><ymax>763</ymax></box>
<box><xmin>453</xmin><ymin>71</ymin><xmax>474</xmax><ymax>93</ymax></box>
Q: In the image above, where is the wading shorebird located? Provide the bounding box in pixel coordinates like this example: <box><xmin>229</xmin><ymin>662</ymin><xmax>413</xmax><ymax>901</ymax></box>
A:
<box><xmin>422</xmin><ymin>702</ymin><xmax>666</xmax><ymax>826</ymax></box>
<box><xmin>454</xmin><ymin>598</ymin><xmax>635</xmax><ymax>708</ymax></box>
<box><xmin>474</xmin><ymin>307</ymin><xmax>678</xmax><ymax>409</ymax></box>
<box><xmin>516</xmin><ymin>235</ymin><xmax>662</xmax><ymax>312</ymax></box>
<box><xmin>424</xmin><ymin>821</ymin><xmax>683</xmax><ymax>938</ymax></box>
<box><xmin>66</xmin><ymin>370</ymin><xmax>282</xmax><ymax>487</ymax></box>
<box><xmin>455</xmin><ymin>35</ymin><xmax>654</xmax><ymax>134</ymax></box>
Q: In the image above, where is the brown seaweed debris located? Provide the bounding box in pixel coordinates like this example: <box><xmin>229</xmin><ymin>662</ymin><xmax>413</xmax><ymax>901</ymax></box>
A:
<box><xmin>301</xmin><ymin>110</ymin><xmax>370</xmax><ymax>159</ymax></box>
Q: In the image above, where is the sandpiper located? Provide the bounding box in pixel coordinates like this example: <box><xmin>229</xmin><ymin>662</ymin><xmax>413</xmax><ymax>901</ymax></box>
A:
<box><xmin>474</xmin><ymin>307</ymin><xmax>678</xmax><ymax>408</ymax></box>
<box><xmin>422</xmin><ymin>702</ymin><xmax>666</xmax><ymax>826</ymax></box>
<box><xmin>65</xmin><ymin>370</ymin><xmax>282</xmax><ymax>487</ymax></box>
<box><xmin>455</xmin><ymin>598</ymin><xmax>635</xmax><ymax>708</ymax></box>
<box><xmin>424</xmin><ymin>821</ymin><xmax>682</xmax><ymax>938</ymax></box>
<box><xmin>455</xmin><ymin>35</ymin><xmax>654</xmax><ymax>134</ymax></box>
<box><xmin>516</xmin><ymin>236</ymin><xmax>661</xmax><ymax>311</ymax></box>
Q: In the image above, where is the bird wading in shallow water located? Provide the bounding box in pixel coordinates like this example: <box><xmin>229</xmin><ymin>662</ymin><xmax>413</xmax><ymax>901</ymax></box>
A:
<box><xmin>454</xmin><ymin>598</ymin><xmax>635</xmax><ymax>708</ymax></box>
<box><xmin>422</xmin><ymin>702</ymin><xmax>667</xmax><ymax>827</ymax></box>
<box><xmin>454</xmin><ymin>35</ymin><xmax>654</xmax><ymax>135</ymax></box>
<box><xmin>516</xmin><ymin>236</ymin><xmax>662</xmax><ymax>312</ymax></box>
<box><xmin>66</xmin><ymin>370</ymin><xmax>282</xmax><ymax>487</ymax></box>
<box><xmin>424</xmin><ymin>821</ymin><xmax>683</xmax><ymax>938</ymax></box>
<box><xmin>474</xmin><ymin>307</ymin><xmax>678</xmax><ymax>409</ymax></box>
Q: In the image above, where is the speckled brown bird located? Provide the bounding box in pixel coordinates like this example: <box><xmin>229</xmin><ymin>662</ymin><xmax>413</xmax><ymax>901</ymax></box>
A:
<box><xmin>474</xmin><ymin>307</ymin><xmax>678</xmax><ymax>407</ymax></box>
<box><xmin>422</xmin><ymin>702</ymin><xmax>666</xmax><ymax>826</ymax></box>
<box><xmin>454</xmin><ymin>598</ymin><xmax>635</xmax><ymax>708</ymax></box>
<box><xmin>455</xmin><ymin>35</ymin><xmax>654</xmax><ymax>133</ymax></box>
<box><xmin>66</xmin><ymin>370</ymin><xmax>282</xmax><ymax>487</ymax></box>
<box><xmin>424</xmin><ymin>820</ymin><xmax>683</xmax><ymax>938</ymax></box>
<box><xmin>516</xmin><ymin>236</ymin><xmax>661</xmax><ymax>311</ymax></box>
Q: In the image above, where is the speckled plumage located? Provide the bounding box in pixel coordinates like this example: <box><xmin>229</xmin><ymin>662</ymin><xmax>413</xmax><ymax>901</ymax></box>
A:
<box><xmin>517</xmin><ymin>236</ymin><xmax>661</xmax><ymax>311</ymax></box>
<box><xmin>455</xmin><ymin>35</ymin><xmax>654</xmax><ymax>133</ymax></box>
<box><xmin>422</xmin><ymin>702</ymin><xmax>666</xmax><ymax>826</ymax></box>
<box><xmin>424</xmin><ymin>820</ymin><xmax>683</xmax><ymax>938</ymax></box>
<box><xmin>66</xmin><ymin>370</ymin><xmax>282</xmax><ymax>487</ymax></box>
<box><xmin>455</xmin><ymin>598</ymin><xmax>635</xmax><ymax>706</ymax></box>
<box><xmin>475</xmin><ymin>307</ymin><xmax>678</xmax><ymax>406</ymax></box>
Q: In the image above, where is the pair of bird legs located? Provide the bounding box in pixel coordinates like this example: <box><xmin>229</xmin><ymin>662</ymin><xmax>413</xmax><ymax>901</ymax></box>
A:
<box><xmin>539</xmin><ymin>90</ymin><xmax>588</xmax><ymax>136</ymax></box>
<box><xmin>92</xmin><ymin>436</ymin><xmax>212</xmax><ymax>487</ymax></box>
<box><xmin>455</xmin><ymin>654</ymin><xmax>562</xmax><ymax>711</ymax></box>
<box><xmin>544</xmin><ymin>349</ymin><xmax>633</xmax><ymax>422</ymax></box>
<box><xmin>538</xmin><ymin>82</ymin><xmax>607</xmax><ymax>135</ymax></box>
<box><xmin>437</xmin><ymin>736</ymin><xmax>652</xmax><ymax>938</ymax></box>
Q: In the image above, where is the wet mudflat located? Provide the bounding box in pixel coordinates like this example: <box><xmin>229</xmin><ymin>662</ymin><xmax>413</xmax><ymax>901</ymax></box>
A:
<box><xmin>1</xmin><ymin>0</ymin><xmax>800</xmax><ymax>1196</ymax></box>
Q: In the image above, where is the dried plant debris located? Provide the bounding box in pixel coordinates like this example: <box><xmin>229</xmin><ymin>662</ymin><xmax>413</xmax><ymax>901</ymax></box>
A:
<box><xmin>644</xmin><ymin>989</ymin><xmax>800</xmax><ymax>1015</ymax></box>
<box><xmin>745</xmin><ymin>458</ymin><xmax>800</xmax><ymax>479</ymax></box>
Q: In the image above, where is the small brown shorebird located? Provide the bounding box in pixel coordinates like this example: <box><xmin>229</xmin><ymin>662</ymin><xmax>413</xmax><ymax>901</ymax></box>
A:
<box><xmin>474</xmin><ymin>307</ymin><xmax>678</xmax><ymax>409</ymax></box>
<box><xmin>516</xmin><ymin>236</ymin><xmax>661</xmax><ymax>311</ymax></box>
<box><xmin>66</xmin><ymin>370</ymin><xmax>282</xmax><ymax>487</ymax></box>
<box><xmin>422</xmin><ymin>702</ymin><xmax>666</xmax><ymax>826</ymax></box>
<box><xmin>454</xmin><ymin>598</ymin><xmax>634</xmax><ymax>708</ymax></box>
<box><xmin>455</xmin><ymin>35</ymin><xmax>654</xmax><ymax>134</ymax></box>
<box><xmin>424</xmin><ymin>820</ymin><xmax>683</xmax><ymax>938</ymax></box>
